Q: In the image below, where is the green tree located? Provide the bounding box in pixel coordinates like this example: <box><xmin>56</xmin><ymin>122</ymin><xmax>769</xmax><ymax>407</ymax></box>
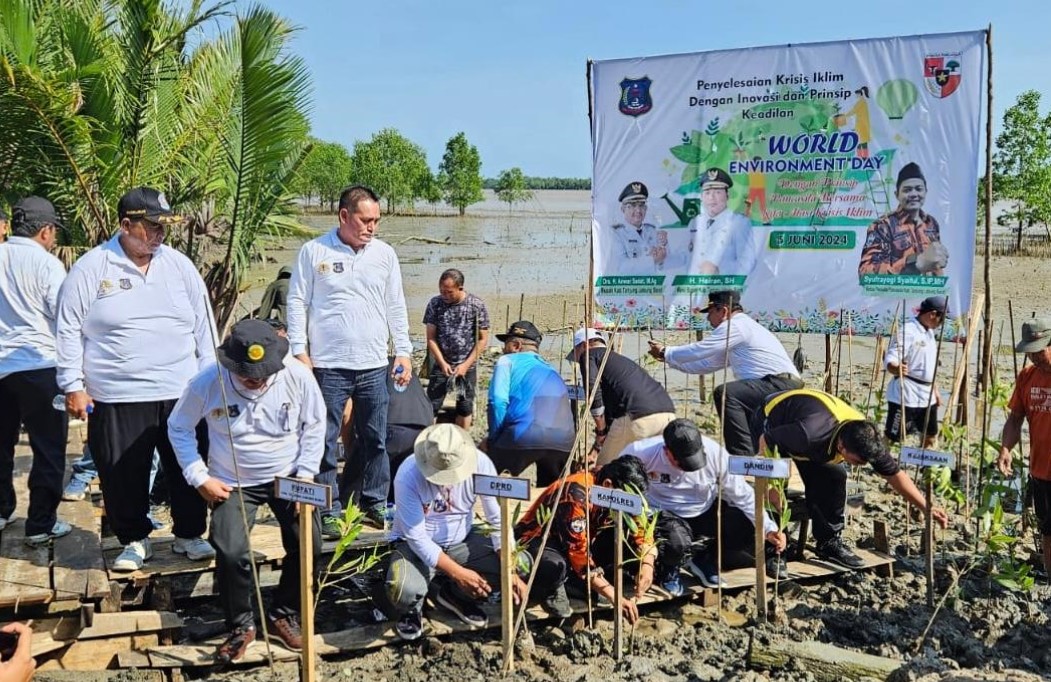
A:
<box><xmin>0</xmin><ymin>0</ymin><xmax>312</xmax><ymax>331</ymax></box>
<box><xmin>493</xmin><ymin>167</ymin><xmax>533</xmax><ymax>212</ymax></box>
<box><xmin>294</xmin><ymin>138</ymin><xmax>353</xmax><ymax>210</ymax></box>
<box><xmin>439</xmin><ymin>132</ymin><xmax>483</xmax><ymax>216</ymax></box>
<box><xmin>350</xmin><ymin>128</ymin><xmax>430</xmax><ymax>213</ymax></box>
<box><xmin>418</xmin><ymin>170</ymin><xmax>443</xmax><ymax>215</ymax></box>
<box><xmin>992</xmin><ymin>90</ymin><xmax>1051</xmax><ymax>251</ymax></box>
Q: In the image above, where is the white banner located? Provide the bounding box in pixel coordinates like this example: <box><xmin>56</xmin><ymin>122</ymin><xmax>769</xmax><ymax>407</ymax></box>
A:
<box><xmin>589</xmin><ymin>31</ymin><xmax>985</xmax><ymax>337</ymax></box>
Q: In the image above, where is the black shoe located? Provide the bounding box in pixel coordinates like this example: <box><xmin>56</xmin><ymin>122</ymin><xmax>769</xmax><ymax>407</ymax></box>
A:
<box><xmin>539</xmin><ymin>584</ymin><xmax>573</xmax><ymax>619</ymax></box>
<box><xmin>396</xmin><ymin>610</ymin><xmax>423</xmax><ymax>641</ymax></box>
<box><xmin>766</xmin><ymin>555</ymin><xmax>789</xmax><ymax>580</ymax></box>
<box><xmin>216</xmin><ymin>625</ymin><xmax>256</xmax><ymax>664</ymax></box>
<box><xmin>363</xmin><ymin>505</ymin><xmax>387</xmax><ymax>529</ymax></box>
<box><xmin>816</xmin><ymin>537</ymin><xmax>865</xmax><ymax>569</ymax></box>
<box><xmin>321</xmin><ymin>516</ymin><xmax>342</xmax><ymax>540</ymax></box>
<box><xmin>435</xmin><ymin>582</ymin><xmax>488</xmax><ymax>629</ymax></box>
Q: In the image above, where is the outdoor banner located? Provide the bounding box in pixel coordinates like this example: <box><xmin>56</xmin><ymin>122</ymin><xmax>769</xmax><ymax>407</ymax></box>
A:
<box><xmin>589</xmin><ymin>31</ymin><xmax>985</xmax><ymax>337</ymax></box>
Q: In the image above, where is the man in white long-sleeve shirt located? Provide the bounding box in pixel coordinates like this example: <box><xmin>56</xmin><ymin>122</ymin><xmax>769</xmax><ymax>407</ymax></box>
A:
<box><xmin>383</xmin><ymin>424</ymin><xmax>524</xmax><ymax>641</ymax></box>
<box><xmin>0</xmin><ymin>197</ymin><xmax>71</xmax><ymax>545</ymax></box>
<box><xmin>621</xmin><ymin>419</ymin><xmax>786</xmax><ymax>595</ymax></box>
<box><xmin>168</xmin><ymin>319</ymin><xmax>325</xmax><ymax>662</ymax></box>
<box><xmin>648</xmin><ymin>290</ymin><xmax>802</xmax><ymax>457</ymax></box>
<box><xmin>55</xmin><ymin>187</ymin><xmax>215</xmax><ymax>571</ymax></box>
<box><xmin>884</xmin><ymin>296</ymin><xmax>945</xmax><ymax>448</ymax></box>
<box><xmin>287</xmin><ymin>185</ymin><xmax>413</xmax><ymax>535</ymax></box>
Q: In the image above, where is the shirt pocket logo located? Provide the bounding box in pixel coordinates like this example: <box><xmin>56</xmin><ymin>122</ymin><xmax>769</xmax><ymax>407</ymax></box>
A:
<box><xmin>119</xmin><ymin>278</ymin><xmax>132</xmax><ymax>290</ymax></box>
<box><xmin>333</xmin><ymin>262</ymin><xmax>345</xmax><ymax>273</ymax></box>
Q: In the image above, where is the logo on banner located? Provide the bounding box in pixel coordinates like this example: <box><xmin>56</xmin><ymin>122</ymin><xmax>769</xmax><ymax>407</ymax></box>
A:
<box><xmin>618</xmin><ymin>77</ymin><xmax>653</xmax><ymax>117</ymax></box>
<box><xmin>923</xmin><ymin>54</ymin><xmax>962</xmax><ymax>98</ymax></box>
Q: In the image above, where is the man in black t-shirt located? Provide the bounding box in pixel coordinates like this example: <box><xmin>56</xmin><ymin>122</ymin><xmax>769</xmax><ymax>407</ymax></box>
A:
<box><xmin>753</xmin><ymin>388</ymin><xmax>948</xmax><ymax>568</ymax></box>
<box><xmin>567</xmin><ymin>328</ymin><xmax>677</xmax><ymax>466</ymax></box>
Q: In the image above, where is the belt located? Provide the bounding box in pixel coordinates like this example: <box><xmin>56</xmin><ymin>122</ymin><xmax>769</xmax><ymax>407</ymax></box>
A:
<box><xmin>767</xmin><ymin>373</ymin><xmax>802</xmax><ymax>382</ymax></box>
<box><xmin>902</xmin><ymin>375</ymin><xmax>933</xmax><ymax>386</ymax></box>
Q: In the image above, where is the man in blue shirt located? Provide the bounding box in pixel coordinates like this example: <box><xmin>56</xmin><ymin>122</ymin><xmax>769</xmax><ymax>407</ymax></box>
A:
<box><xmin>482</xmin><ymin>321</ymin><xmax>575</xmax><ymax>486</ymax></box>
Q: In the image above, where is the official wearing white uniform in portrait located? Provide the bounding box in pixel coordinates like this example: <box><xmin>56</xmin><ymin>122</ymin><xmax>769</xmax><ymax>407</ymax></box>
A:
<box><xmin>687</xmin><ymin>168</ymin><xmax>758</xmax><ymax>278</ymax></box>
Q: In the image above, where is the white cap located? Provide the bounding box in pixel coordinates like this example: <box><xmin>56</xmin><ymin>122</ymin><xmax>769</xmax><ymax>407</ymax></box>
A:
<box><xmin>566</xmin><ymin>328</ymin><xmax>605</xmax><ymax>360</ymax></box>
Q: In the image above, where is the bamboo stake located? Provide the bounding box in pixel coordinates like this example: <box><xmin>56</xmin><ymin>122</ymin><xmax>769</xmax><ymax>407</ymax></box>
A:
<box><xmin>980</xmin><ymin>24</ymin><xmax>994</xmax><ymax>396</ymax></box>
<box><xmin>518</xmin><ymin>293</ymin><xmax>525</xmax><ymax>322</ymax></box>
<box><xmin>823</xmin><ymin>334</ymin><xmax>833</xmax><ymax>393</ymax></box>
<box><xmin>846</xmin><ymin>311</ymin><xmax>855</xmax><ymax>401</ymax></box>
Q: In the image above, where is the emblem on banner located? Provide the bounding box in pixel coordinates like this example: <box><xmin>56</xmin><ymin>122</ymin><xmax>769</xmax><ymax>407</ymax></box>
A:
<box><xmin>618</xmin><ymin>77</ymin><xmax>653</xmax><ymax>117</ymax></box>
<box><xmin>923</xmin><ymin>54</ymin><xmax>961</xmax><ymax>99</ymax></box>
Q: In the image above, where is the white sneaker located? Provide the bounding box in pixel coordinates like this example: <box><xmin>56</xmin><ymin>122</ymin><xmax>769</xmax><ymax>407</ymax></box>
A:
<box><xmin>112</xmin><ymin>539</ymin><xmax>153</xmax><ymax>572</ymax></box>
<box><xmin>173</xmin><ymin>536</ymin><xmax>215</xmax><ymax>561</ymax></box>
<box><xmin>0</xmin><ymin>515</ymin><xmax>14</xmax><ymax>532</ymax></box>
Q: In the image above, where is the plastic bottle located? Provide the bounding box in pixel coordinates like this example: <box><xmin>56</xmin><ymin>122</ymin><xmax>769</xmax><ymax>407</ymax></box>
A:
<box><xmin>392</xmin><ymin>365</ymin><xmax>407</xmax><ymax>393</ymax></box>
<box><xmin>383</xmin><ymin>502</ymin><xmax>396</xmax><ymax>532</ymax></box>
<box><xmin>52</xmin><ymin>395</ymin><xmax>92</xmax><ymax>414</ymax></box>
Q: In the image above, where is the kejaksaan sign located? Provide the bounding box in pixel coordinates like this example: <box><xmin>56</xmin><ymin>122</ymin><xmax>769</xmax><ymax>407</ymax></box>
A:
<box><xmin>473</xmin><ymin>474</ymin><xmax>532</xmax><ymax>501</ymax></box>
<box><xmin>589</xmin><ymin>31</ymin><xmax>985</xmax><ymax>339</ymax></box>
<box><xmin>728</xmin><ymin>456</ymin><xmax>791</xmax><ymax>478</ymax></box>
<box><xmin>589</xmin><ymin>486</ymin><xmax>644</xmax><ymax>515</ymax></box>
<box><xmin>900</xmin><ymin>446</ymin><xmax>956</xmax><ymax>469</ymax></box>
<box><xmin>274</xmin><ymin>477</ymin><xmax>332</xmax><ymax>508</ymax></box>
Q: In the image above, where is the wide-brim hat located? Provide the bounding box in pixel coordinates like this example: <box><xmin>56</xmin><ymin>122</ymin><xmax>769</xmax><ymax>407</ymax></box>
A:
<box><xmin>1016</xmin><ymin>317</ymin><xmax>1051</xmax><ymax>354</ymax></box>
<box><xmin>217</xmin><ymin>319</ymin><xmax>288</xmax><ymax>379</ymax></box>
<box><xmin>414</xmin><ymin>423</ymin><xmax>478</xmax><ymax>486</ymax></box>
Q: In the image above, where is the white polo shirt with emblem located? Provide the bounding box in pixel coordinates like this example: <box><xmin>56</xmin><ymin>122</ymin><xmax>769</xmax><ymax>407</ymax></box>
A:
<box><xmin>884</xmin><ymin>317</ymin><xmax>937</xmax><ymax>407</ymax></box>
<box><xmin>286</xmin><ymin>228</ymin><xmax>411</xmax><ymax>370</ymax></box>
<box><xmin>55</xmin><ymin>235</ymin><xmax>216</xmax><ymax>402</ymax></box>
<box><xmin>664</xmin><ymin>312</ymin><xmax>798</xmax><ymax>380</ymax></box>
<box><xmin>0</xmin><ymin>236</ymin><xmax>66</xmax><ymax>380</ymax></box>
<box><xmin>621</xmin><ymin>434</ymin><xmax>777</xmax><ymax>533</ymax></box>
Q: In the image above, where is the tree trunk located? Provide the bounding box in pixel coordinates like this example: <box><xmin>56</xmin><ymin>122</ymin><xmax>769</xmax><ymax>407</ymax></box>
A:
<box><xmin>459</xmin><ymin>205</ymin><xmax>465</xmax><ymax>217</ymax></box>
<box><xmin>1016</xmin><ymin>205</ymin><xmax>1024</xmax><ymax>252</ymax></box>
<box><xmin>748</xmin><ymin>639</ymin><xmax>901</xmax><ymax>681</ymax></box>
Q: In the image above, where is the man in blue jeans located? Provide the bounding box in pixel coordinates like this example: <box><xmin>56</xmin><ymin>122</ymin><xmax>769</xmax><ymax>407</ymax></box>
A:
<box><xmin>287</xmin><ymin>185</ymin><xmax>412</xmax><ymax>534</ymax></box>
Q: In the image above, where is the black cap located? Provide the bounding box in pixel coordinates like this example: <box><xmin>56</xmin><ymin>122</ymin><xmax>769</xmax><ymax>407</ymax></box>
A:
<box><xmin>495</xmin><ymin>320</ymin><xmax>543</xmax><ymax>344</ymax></box>
<box><xmin>118</xmin><ymin>187</ymin><xmax>183</xmax><ymax>224</ymax></box>
<box><xmin>919</xmin><ymin>295</ymin><xmax>948</xmax><ymax>315</ymax></box>
<box><xmin>700</xmin><ymin>167</ymin><xmax>733</xmax><ymax>190</ymax></box>
<box><xmin>12</xmin><ymin>196</ymin><xmax>63</xmax><ymax>231</ymax></box>
<box><xmin>663</xmin><ymin>419</ymin><xmax>706</xmax><ymax>472</ymax></box>
<box><xmin>619</xmin><ymin>182</ymin><xmax>648</xmax><ymax>203</ymax></box>
<box><xmin>217</xmin><ymin>319</ymin><xmax>289</xmax><ymax>379</ymax></box>
<box><xmin>896</xmin><ymin>162</ymin><xmax>925</xmax><ymax>191</ymax></box>
<box><xmin>699</xmin><ymin>290</ymin><xmax>742</xmax><ymax>313</ymax></box>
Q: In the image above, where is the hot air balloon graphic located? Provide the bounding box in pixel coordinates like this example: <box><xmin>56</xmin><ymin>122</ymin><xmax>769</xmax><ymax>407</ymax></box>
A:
<box><xmin>877</xmin><ymin>79</ymin><xmax>919</xmax><ymax>120</ymax></box>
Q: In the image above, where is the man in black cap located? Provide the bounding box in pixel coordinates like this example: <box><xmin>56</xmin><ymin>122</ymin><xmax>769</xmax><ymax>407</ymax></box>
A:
<box><xmin>754</xmin><ymin>388</ymin><xmax>948</xmax><ymax>568</ymax></box>
<box><xmin>482</xmin><ymin>321</ymin><xmax>575</xmax><ymax>486</ymax></box>
<box><xmin>687</xmin><ymin>167</ymin><xmax>758</xmax><ymax>277</ymax></box>
<box><xmin>648</xmin><ymin>290</ymin><xmax>802</xmax><ymax>458</ymax></box>
<box><xmin>168</xmin><ymin>319</ymin><xmax>325</xmax><ymax>662</ymax></box>
<box><xmin>621</xmin><ymin>419</ymin><xmax>787</xmax><ymax>595</ymax></box>
<box><xmin>610</xmin><ymin>181</ymin><xmax>665</xmax><ymax>271</ymax></box>
<box><xmin>0</xmin><ymin>197</ymin><xmax>72</xmax><ymax>546</ymax></box>
<box><xmin>56</xmin><ymin>186</ymin><xmax>215</xmax><ymax>571</ymax></box>
<box><xmin>859</xmin><ymin>162</ymin><xmax>947</xmax><ymax>276</ymax></box>
<box><xmin>884</xmin><ymin>296</ymin><xmax>947</xmax><ymax>448</ymax></box>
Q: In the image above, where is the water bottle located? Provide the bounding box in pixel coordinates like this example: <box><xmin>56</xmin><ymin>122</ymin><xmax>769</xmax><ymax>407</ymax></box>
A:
<box><xmin>53</xmin><ymin>395</ymin><xmax>92</xmax><ymax>414</ymax></box>
<box><xmin>383</xmin><ymin>502</ymin><xmax>396</xmax><ymax>532</ymax></box>
<box><xmin>392</xmin><ymin>365</ymin><xmax>407</xmax><ymax>393</ymax></box>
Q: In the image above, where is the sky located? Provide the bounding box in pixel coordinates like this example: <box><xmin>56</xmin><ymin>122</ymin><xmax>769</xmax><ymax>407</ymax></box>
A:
<box><xmin>264</xmin><ymin>0</ymin><xmax>1050</xmax><ymax>178</ymax></box>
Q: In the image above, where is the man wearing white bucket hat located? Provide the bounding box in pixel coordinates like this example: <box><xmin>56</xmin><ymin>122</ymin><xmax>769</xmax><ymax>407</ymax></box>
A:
<box><xmin>384</xmin><ymin>424</ymin><xmax>524</xmax><ymax>641</ymax></box>
<box><xmin>566</xmin><ymin>327</ymin><xmax>676</xmax><ymax>466</ymax></box>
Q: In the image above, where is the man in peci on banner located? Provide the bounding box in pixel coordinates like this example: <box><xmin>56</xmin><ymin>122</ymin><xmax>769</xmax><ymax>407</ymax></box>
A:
<box><xmin>608</xmin><ymin>182</ymin><xmax>666</xmax><ymax>273</ymax></box>
<box><xmin>858</xmin><ymin>162</ymin><xmax>948</xmax><ymax>277</ymax></box>
<box><xmin>687</xmin><ymin>168</ymin><xmax>758</xmax><ymax>277</ymax></box>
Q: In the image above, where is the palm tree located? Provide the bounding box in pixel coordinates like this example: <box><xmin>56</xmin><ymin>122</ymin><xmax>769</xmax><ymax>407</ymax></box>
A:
<box><xmin>0</xmin><ymin>0</ymin><xmax>312</xmax><ymax>331</ymax></box>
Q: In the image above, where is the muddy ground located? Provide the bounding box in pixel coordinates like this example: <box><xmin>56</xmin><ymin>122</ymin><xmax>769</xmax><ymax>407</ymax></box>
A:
<box><xmin>38</xmin><ymin>195</ymin><xmax>1051</xmax><ymax>681</ymax></box>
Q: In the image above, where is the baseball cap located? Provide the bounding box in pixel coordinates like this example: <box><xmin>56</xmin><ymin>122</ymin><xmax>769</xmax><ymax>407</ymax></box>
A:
<box><xmin>699</xmin><ymin>290</ymin><xmax>742</xmax><ymax>313</ymax></box>
<box><xmin>496</xmin><ymin>320</ymin><xmax>542</xmax><ymax>344</ymax></box>
<box><xmin>663</xmin><ymin>419</ymin><xmax>707</xmax><ymax>472</ymax></box>
<box><xmin>565</xmin><ymin>327</ymin><xmax>604</xmax><ymax>360</ymax></box>
<box><xmin>919</xmin><ymin>296</ymin><xmax>948</xmax><ymax>315</ymax></box>
<box><xmin>1016</xmin><ymin>317</ymin><xmax>1051</xmax><ymax>354</ymax></box>
<box><xmin>12</xmin><ymin>196</ymin><xmax>64</xmax><ymax>230</ymax></box>
<box><xmin>118</xmin><ymin>187</ymin><xmax>183</xmax><ymax>224</ymax></box>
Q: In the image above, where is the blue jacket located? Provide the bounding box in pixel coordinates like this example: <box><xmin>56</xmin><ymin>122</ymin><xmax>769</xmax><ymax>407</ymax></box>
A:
<box><xmin>488</xmin><ymin>352</ymin><xmax>575</xmax><ymax>451</ymax></box>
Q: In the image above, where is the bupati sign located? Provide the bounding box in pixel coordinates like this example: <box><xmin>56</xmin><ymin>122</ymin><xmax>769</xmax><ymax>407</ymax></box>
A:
<box><xmin>589</xmin><ymin>31</ymin><xmax>984</xmax><ymax>338</ymax></box>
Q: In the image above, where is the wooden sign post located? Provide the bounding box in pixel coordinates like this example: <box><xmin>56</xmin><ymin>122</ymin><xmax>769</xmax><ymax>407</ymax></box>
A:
<box><xmin>589</xmin><ymin>486</ymin><xmax>644</xmax><ymax>660</ymax></box>
<box><xmin>899</xmin><ymin>447</ymin><xmax>955</xmax><ymax>608</ymax></box>
<box><xmin>473</xmin><ymin>473</ymin><xmax>531</xmax><ymax>673</ymax></box>
<box><xmin>728</xmin><ymin>456</ymin><xmax>792</xmax><ymax>622</ymax></box>
<box><xmin>274</xmin><ymin>477</ymin><xmax>332</xmax><ymax>682</ymax></box>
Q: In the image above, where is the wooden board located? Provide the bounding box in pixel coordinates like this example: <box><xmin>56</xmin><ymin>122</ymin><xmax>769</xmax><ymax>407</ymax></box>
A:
<box><xmin>53</xmin><ymin>497</ymin><xmax>109</xmax><ymax>601</ymax></box>
<box><xmin>77</xmin><ymin>611</ymin><xmax>183</xmax><ymax>640</ymax></box>
<box><xmin>36</xmin><ymin>633</ymin><xmax>159</xmax><ymax>671</ymax></box>
<box><xmin>0</xmin><ymin>455</ymin><xmax>54</xmax><ymax>608</ymax></box>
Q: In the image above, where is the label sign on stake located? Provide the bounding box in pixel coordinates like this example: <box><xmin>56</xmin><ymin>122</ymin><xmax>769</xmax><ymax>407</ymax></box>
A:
<box><xmin>473</xmin><ymin>474</ymin><xmax>532</xmax><ymax>501</ymax></box>
<box><xmin>900</xmin><ymin>447</ymin><xmax>956</xmax><ymax>469</ymax></box>
<box><xmin>274</xmin><ymin>477</ymin><xmax>332</xmax><ymax>509</ymax></box>
<box><xmin>589</xmin><ymin>486</ymin><xmax>643</xmax><ymax>515</ymax></box>
<box><xmin>728</xmin><ymin>456</ymin><xmax>791</xmax><ymax>479</ymax></box>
